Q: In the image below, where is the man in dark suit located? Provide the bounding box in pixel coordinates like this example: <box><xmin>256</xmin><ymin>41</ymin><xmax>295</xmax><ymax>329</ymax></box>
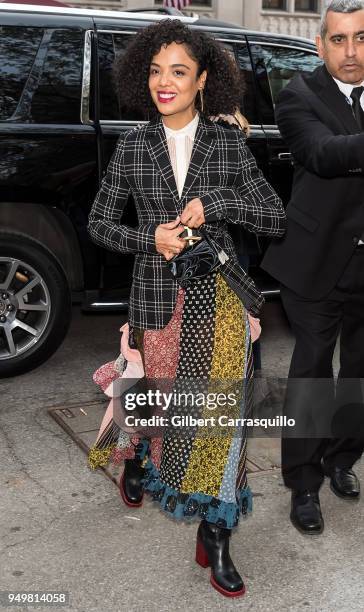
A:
<box><xmin>262</xmin><ymin>0</ymin><xmax>364</xmax><ymax>534</ymax></box>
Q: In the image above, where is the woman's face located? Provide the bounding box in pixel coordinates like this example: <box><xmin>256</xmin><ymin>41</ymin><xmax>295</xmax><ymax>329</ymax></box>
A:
<box><xmin>149</xmin><ymin>42</ymin><xmax>207</xmax><ymax>126</ymax></box>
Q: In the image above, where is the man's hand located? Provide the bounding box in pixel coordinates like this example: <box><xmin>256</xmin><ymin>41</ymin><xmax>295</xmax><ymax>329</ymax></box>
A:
<box><xmin>155</xmin><ymin>218</ymin><xmax>186</xmax><ymax>261</ymax></box>
<box><xmin>180</xmin><ymin>198</ymin><xmax>205</xmax><ymax>229</ymax></box>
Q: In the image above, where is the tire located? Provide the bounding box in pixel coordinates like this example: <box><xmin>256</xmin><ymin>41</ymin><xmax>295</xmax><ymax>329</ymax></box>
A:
<box><xmin>0</xmin><ymin>232</ymin><xmax>72</xmax><ymax>377</ymax></box>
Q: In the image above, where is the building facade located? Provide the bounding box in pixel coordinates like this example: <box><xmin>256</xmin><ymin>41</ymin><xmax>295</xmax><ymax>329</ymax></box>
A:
<box><xmin>67</xmin><ymin>0</ymin><xmax>327</xmax><ymax>41</ymax></box>
<box><xmin>172</xmin><ymin>0</ymin><xmax>327</xmax><ymax>40</ymax></box>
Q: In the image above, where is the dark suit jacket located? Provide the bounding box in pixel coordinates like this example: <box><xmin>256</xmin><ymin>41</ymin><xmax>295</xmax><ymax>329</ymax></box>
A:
<box><xmin>88</xmin><ymin>114</ymin><xmax>285</xmax><ymax>329</ymax></box>
<box><xmin>261</xmin><ymin>65</ymin><xmax>364</xmax><ymax>299</ymax></box>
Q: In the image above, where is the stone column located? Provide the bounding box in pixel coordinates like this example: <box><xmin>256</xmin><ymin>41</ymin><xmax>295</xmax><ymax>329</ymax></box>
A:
<box><xmin>242</xmin><ymin>0</ymin><xmax>261</xmax><ymax>29</ymax></box>
<box><xmin>127</xmin><ymin>0</ymin><xmax>150</xmax><ymax>8</ymax></box>
<box><xmin>216</xmin><ymin>0</ymin><xmax>243</xmax><ymax>26</ymax></box>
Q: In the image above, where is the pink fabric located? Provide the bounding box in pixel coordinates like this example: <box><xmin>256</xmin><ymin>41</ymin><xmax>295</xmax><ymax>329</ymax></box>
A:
<box><xmin>93</xmin><ymin>361</ymin><xmax>119</xmax><ymax>393</ymax></box>
<box><xmin>119</xmin><ymin>322</ymin><xmax>141</xmax><ymax>362</ymax></box>
<box><xmin>143</xmin><ymin>288</ymin><xmax>184</xmax><ymax>379</ymax></box>
<box><xmin>142</xmin><ymin>290</ymin><xmax>184</xmax><ymax>466</ymax></box>
<box><xmin>93</xmin><ymin>323</ymin><xmax>144</xmax><ymax>395</ymax></box>
<box><xmin>248</xmin><ymin>314</ymin><xmax>262</xmax><ymax>343</ymax></box>
<box><xmin>93</xmin><ymin>323</ymin><xmax>144</xmax><ymax>444</ymax></box>
<box><xmin>104</xmin><ymin>360</ymin><xmax>144</xmax><ymax>398</ymax></box>
<box><xmin>108</xmin><ymin>290</ymin><xmax>185</xmax><ymax>469</ymax></box>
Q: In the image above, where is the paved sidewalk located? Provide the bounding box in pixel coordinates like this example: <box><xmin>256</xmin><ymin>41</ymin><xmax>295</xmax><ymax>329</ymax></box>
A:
<box><xmin>0</xmin><ymin>304</ymin><xmax>362</xmax><ymax>612</ymax></box>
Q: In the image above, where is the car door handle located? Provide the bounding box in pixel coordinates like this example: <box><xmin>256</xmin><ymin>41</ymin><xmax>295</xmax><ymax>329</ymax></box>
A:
<box><xmin>277</xmin><ymin>152</ymin><xmax>293</xmax><ymax>160</ymax></box>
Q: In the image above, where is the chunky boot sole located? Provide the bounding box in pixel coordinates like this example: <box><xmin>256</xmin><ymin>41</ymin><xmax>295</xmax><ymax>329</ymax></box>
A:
<box><xmin>119</xmin><ymin>471</ymin><xmax>144</xmax><ymax>508</ymax></box>
<box><xmin>195</xmin><ymin>537</ymin><xmax>246</xmax><ymax>598</ymax></box>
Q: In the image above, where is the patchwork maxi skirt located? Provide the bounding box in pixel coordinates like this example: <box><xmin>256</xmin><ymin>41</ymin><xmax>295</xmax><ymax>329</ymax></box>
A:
<box><xmin>89</xmin><ymin>271</ymin><xmax>254</xmax><ymax>530</ymax></box>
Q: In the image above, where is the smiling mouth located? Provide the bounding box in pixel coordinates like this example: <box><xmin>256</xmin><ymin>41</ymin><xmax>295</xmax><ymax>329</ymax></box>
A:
<box><xmin>157</xmin><ymin>92</ymin><xmax>177</xmax><ymax>103</ymax></box>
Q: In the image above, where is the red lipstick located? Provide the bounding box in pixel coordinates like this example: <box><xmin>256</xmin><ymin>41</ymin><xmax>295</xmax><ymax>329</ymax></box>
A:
<box><xmin>157</xmin><ymin>91</ymin><xmax>177</xmax><ymax>104</ymax></box>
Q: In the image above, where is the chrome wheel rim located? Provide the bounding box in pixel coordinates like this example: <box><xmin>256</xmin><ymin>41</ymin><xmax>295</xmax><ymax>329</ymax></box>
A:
<box><xmin>0</xmin><ymin>257</ymin><xmax>51</xmax><ymax>360</ymax></box>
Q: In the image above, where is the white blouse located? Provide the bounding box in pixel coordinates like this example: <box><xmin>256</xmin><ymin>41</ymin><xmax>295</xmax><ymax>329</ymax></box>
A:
<box><xmin>163</xmin><ymin>112</ymin><xmax>200</xmax><ymax>198</ymax></box>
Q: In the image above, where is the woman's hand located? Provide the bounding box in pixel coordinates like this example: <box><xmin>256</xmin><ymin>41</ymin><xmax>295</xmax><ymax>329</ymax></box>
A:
<box><xmin>155</xmin><ymin>218</ymin><xmax>186</xmax><ymax>261</ymax></box>
<box><xmin>180</xmin><ymin>198</ymin><xmax>205</xmax><ymax>229</ymax></box>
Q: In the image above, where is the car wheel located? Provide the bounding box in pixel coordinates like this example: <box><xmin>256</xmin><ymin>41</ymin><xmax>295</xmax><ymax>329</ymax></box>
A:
<box><xmin>0</xmin><ymin>232</ymin><xmax>71</xmax><ymax>377</ymax></box>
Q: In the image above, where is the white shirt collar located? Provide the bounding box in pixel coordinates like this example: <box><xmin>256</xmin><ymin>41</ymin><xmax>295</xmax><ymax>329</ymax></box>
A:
<box><xmin>163</xmin><ymin>112</ymin><xmax>200</xmax><ymax>139</ymax></box>
<box><xmin>332</xmin><ymin>76</ymin><xmax>364</xmax><ymax>103</ymax></box>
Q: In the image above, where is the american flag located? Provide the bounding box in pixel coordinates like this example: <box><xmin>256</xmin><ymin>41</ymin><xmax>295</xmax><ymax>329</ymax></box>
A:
<box><xmin>163</xmin><ymin>0</ymin><xmax>191</xmax><ymax>9</ymax></box>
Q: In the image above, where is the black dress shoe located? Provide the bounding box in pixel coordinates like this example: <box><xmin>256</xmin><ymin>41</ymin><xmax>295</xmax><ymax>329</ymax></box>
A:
<box><xmin>290</xmin><ymin>490</ymin><xmax>324</xmax><ymax>535</ymax></box>
<box><xmin>327</xmin><ymin>467</ymin><xmax>360</xmax><ymax>500</ymax></box>
<box><xmin>119</xmin><ymin>458</ymin><xmax>145</xmax><ymax>507</ymax></box>
<box><xmin>196</xmin><ymin>520</ymin><xmax>246</xmax><ymax>597</ymax></box>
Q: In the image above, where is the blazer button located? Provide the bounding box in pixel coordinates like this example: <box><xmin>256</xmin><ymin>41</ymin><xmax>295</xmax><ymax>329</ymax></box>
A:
<box><xmin>353</xmin><ymin>236</ymin><xmax>359</xmax><ymax>245</ymax></box>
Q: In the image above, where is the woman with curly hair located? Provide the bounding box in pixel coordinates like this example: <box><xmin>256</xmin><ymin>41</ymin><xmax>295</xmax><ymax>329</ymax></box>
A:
<box><xmin>88</xmin><ymin>19</ymin><xmax>285</xmax><ymax>598</ymax></box>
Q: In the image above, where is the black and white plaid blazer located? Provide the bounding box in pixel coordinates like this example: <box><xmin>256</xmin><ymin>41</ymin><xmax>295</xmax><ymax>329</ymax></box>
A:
<box><xmin>88</xmin><ymin>114</ymin><xmax>286</xmax><ymax>328</ymax></box>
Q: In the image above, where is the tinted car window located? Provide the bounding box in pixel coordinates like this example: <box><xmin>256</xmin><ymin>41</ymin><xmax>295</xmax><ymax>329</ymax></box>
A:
<box><xmin>214</xmin><ymin>41</ymin><xmax>255</xmax><ymax>125</ymax></box>
<box><xmin>31</xmin><ymin>29</ymin><xmax>84</xmax><ymax>123</ymax></box>
<box><xmin>98</xmin><ymin>32</ymin><xmax>142</xmax><ymax>121</ymax></box>
<box><xmin>0</xmin><ymin>27</ymin><xmax>83</xmax><ymax>123</ymax></box>
<box><xmin>0</xmin><ymin>26</ymin><xmax>43</xmax><ymax>120</ymax></box>
<box><xmin>235</xmin><ymin>44</ymin><xmax>260</xmax><ymax>125</ymax></box>
<box><xmin>249</xmin><ymin>44</ymin><xmax>322</xmax><ymax>124</ymax></box>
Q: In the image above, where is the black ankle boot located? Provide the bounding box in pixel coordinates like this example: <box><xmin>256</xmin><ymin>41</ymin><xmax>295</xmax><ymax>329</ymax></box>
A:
<box><xmin>195</xmin><ymin>520</ymin><xmax>245</xmax><ymax>597</ymax></box>
<box><xmin>119</xmin><ymin>458</ymin><xmax>145</xmax><ymax>507</ymax></box>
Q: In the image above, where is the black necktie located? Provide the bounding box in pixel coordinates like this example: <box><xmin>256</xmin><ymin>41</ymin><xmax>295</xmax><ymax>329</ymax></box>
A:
<box><xmin>350</xmin><ymin>86</ymin><xmax>364</xmax><ymax>130</ymax></box>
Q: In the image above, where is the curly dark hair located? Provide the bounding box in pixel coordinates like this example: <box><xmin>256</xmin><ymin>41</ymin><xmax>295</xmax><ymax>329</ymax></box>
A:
<box><xmin>113</xmin><ymin>19</ymin><xmax>244</xmax><ymax>120</ymax></box>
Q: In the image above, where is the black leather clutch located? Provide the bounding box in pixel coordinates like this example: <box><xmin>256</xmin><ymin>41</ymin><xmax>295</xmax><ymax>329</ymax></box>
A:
<box><xmin>167</xmin><ymin>227</ymin><xmax>229</xmax><ymax>287</ymax></box>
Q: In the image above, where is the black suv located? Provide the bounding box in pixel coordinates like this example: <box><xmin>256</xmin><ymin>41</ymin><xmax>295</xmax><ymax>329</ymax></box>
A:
<box><xmin>0</xmin><ymin>3</ymin><xmax>322</xmax><ymax>377</ymax></box>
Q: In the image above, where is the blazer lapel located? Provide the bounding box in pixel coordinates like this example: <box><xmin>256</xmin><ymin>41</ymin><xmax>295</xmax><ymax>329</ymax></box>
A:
<box><xmin>181</xmin><ymin>115</ymin><xmax>217</xmax><ymax>201</ymax></box>
<box><xmin>145</xmin><ymin>116</ymin><xmax>179</xmax><ymax>201</ymax></box>
<box><xmin>145</xmin><ymin>114</ymin><xmax>218</xmax><ymax>203</ymax></box>
<box><xmin>305</xmin><ymin>65</ymin><xmax>360</xmax><ymax>134</ymax></box>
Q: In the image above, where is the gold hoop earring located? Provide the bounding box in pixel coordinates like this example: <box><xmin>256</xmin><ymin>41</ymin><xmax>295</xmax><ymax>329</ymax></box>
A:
<box><xmin>199</xmin><ymin>88</ymin><xmax>204</xmax><ymax>113</ymax></box>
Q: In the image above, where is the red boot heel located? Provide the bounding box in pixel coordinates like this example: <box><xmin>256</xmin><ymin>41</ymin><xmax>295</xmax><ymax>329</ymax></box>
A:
<box><xmin>196</xmin><ymin>520</ymin><xmax>246</xmax><ymax>598</ymax></box>
<box><xmin>195</xmin><ymin>536</ymin><xmax>210</xmax><ymax>568</ymax></box>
